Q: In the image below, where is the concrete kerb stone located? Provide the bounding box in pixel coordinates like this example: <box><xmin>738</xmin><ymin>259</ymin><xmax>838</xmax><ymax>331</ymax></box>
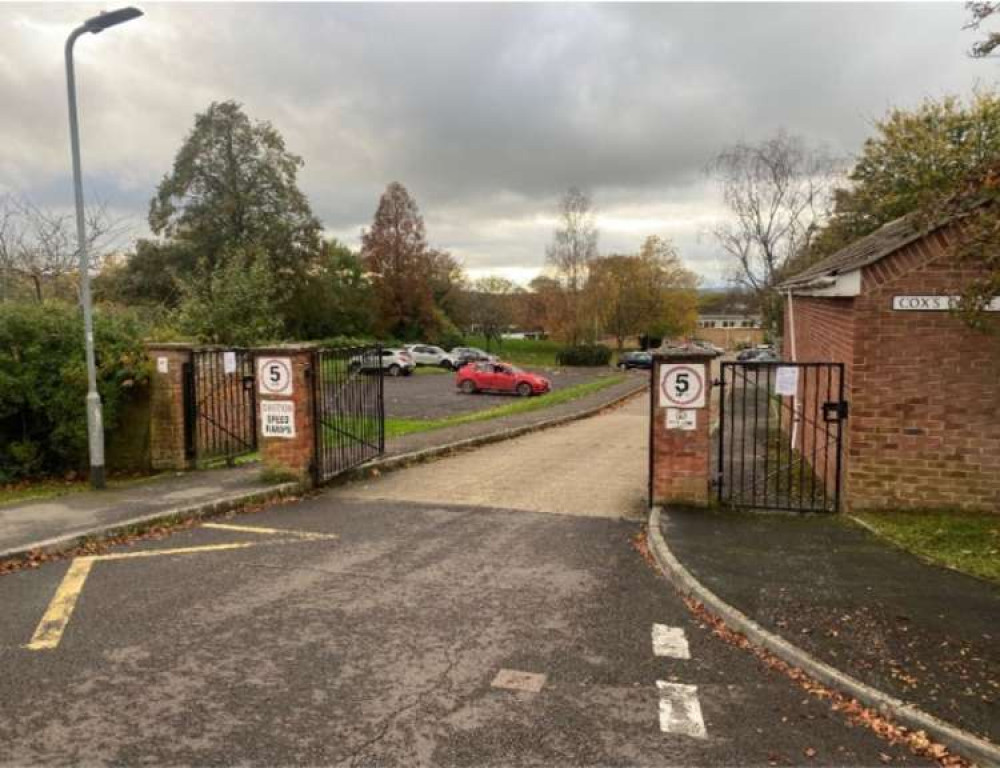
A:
<box><xmin>647</xmin><ymin>506</ymin><xmax>1000</xmax><ymax>768</ymax></box>
<box><xmin>343</xmin><ymin>378</ymin><xmax>649</xmax><ymax>482</ymax></box>
<box><xmin>0</xmin><ymin>482</ymin><xmax>304</xmax><ymax>568</ymax></box>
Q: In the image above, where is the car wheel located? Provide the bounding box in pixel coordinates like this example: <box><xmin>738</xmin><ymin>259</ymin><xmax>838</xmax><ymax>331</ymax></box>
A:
<box><xmin>460</xmin><ymin>379</ymin><xmax>477</xmax><ymax>394</ymax></box>
<box><xmin>516</xmin><ymin>382</ymin><xmax>533</xmax><ymax>397</ymax></box>
<box><xmin>440</xmin><ymin>361</ymin><xmax>453</xmax><ymax>370</ymax></box>
<box><xmin>387</xmin><ymin>364</ymin><xmax>401</xmax><ymax>377</ymax></box>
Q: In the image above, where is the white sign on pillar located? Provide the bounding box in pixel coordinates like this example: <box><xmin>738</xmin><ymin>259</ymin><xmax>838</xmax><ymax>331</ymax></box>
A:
<box><xmin>666</xmin><ymin>408</ymin><xmax>697</xmax><ymax>431</ymax></box>
<box><xmin>257</xmin><ymin>357</ymin><xmax>294</xmax><ymax>397</ymax></box>
<box><xmin>260</xmin><ymin>400</ymin><xmax>296</xmax><ymax>438</ymax></box>
<box><xmin>659</xmin><ymin>363</ymin><xmax>706</xmax><ymax>409</ymax></box>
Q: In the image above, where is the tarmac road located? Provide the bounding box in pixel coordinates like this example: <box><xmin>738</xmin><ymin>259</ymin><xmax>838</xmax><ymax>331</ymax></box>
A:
<box><xmin>0</xmin><ymin>401</ymin><xmax>929</xmax><ymax>766</ymax></box>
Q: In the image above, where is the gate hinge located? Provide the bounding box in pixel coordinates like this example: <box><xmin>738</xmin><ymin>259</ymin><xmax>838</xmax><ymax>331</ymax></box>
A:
<box><xmin>822</xmin><ymin>401</ymin><xmax>849</xmax><ymax>422</ymax></box>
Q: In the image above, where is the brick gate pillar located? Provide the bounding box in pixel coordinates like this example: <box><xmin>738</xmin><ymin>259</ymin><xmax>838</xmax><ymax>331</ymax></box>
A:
<box><xmin>147</xmin><ymin>343</ymin><xmax>195</xmax><ymax>471</ymax></box>
<box><xmin>650</xmin><ymin>345</ymin><xmax>716</xmax><ymax>507</ymax></box>
<box><xmin>253</xmin><ymin>345</ymin><xmax>317</xmax><ymax>485</ymax></box>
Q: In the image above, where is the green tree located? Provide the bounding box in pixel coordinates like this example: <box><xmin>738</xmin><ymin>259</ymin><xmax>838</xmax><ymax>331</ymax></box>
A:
<box><xmin>966</xmin><ymin>1</ymin><xmax>999</xmax><ymax>57</ymax></box>
<box><xmin>284</xmin><ymin>240</ymin><xmax>375</xmax><ymax>340</ymax></box>
<box><xmin>807</xmin><ymin>91</ymin><xmax>1000</xmax><ymax>261</ymax></box>
<box><xmin>149</xmin><ymin>100</ymin><xmax>322</xmax><ymax>302</ymax></box>
<box><xmin>361</xmin><ymin>182</ymin><xmax>442</xmax><ymax>340</ymax></box>
<box><xmin>174</xmin><ymin>246</ymin><xmax>288</xmax><ymax>346</ymax></box>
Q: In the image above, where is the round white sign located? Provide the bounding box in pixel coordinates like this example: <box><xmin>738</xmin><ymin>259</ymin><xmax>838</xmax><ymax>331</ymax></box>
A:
<box><xmin>257</xmin><ymin>357</ymin><xmax>294</xmax><ymax>396</ymax></box>
<box><xmin>659</xmin><ymin>363</ymin><xmax>706</xmax><ymax>408</ymax></box>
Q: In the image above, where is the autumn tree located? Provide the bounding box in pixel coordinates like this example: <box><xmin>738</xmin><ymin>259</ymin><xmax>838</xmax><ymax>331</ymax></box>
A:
<box><xmin>806</xmin><ymin>92</ymin><xmax>1000</xmax><ymax>261</ymax></box>
<box><xmin>149</xmin><ymin>100</ymin><xmax>322</xmax><ymax>292</ymax></box>
<box><xmin>546</xmin><ymin>188</ymin><xmax>599</xmax><ymax>343</ymax></box>
<box><xmin>587</xmin><ymin>235</ymin><xmax>698</xmax><ymax>349</ymax></box>
<box><xmin>361</xmin><ymin>182</ymin><xmax>442</xmax><ymax>340</ymax></box>
<box><xmin>468</xmin><ymin>276</ymin><xmax>520</xmax><ymax>351</ymax></box>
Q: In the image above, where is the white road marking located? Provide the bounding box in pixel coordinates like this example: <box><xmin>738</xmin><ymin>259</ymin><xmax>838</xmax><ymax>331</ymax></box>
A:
<box><xmin>202</xmin><ymin>522</ymin><xmax>337</xmax><ymax>540</ymax></box>
<box><xmin>652</xmin><ymin>624</ymin><xmax>690</xmax><ymax>659</ymax></box>
<box><xmin>656</xmin><ymin>681</ymin><xmax>707</xmax><ymax>739</ymax></box>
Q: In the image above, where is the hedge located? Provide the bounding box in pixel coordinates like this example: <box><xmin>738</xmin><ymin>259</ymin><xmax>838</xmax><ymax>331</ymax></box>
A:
<box><xmin>0</xmin><ymin>301</ymin><xmax>150</xmax><ymax>482</ymax></box>
<box><xmin>556</xmin><ymin>344</ymin><xmax>613</xmax><ymax>366</ymax></box>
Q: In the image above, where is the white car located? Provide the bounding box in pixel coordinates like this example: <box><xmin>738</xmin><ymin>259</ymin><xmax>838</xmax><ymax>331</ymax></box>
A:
<box><xmin>404</xmin><ymin>344</ymin><xmax>456</xmax><ymax>369</ymax></box>
<box><xmin>349</xmin><ymin>348</ymin><xmax>415</xmax><ymax>377</ymax></box>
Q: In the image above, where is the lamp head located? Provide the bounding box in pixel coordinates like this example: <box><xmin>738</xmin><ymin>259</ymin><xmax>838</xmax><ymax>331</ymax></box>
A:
<box><xmin>84</xmin><ymin>7</ymin><xmax>143</xmax><ymax>34</ymax></box>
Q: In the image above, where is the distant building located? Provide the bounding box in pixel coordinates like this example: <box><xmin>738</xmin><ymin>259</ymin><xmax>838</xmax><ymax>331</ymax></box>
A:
<box><xmin>695</xmin><ymin>312</ymin><xmax>764</xmax><ymax>350</ymax></box>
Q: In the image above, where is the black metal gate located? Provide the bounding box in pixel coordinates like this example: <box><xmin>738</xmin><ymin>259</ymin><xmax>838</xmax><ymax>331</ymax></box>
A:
<box><xmin>716</xmin><ymin>361</ymin><xmax>847</xmax><ymax>512</ymax></box>
<box><xmin>184</xmin><ymin>348</ymin><xmax>258</xmax><ymax>464</ymax></box>
<box><xmin>312</xmin><ymin>345</ymin><xmax>385</xmax><ymax>483</ymax></box>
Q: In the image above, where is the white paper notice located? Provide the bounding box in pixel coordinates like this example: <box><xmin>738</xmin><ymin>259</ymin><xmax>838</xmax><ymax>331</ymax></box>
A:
<box><xmin>223</xmin><ymin>351</ymin><xmax>237</xmax><ymax>375</ymax></box>
<box><xmin>156</xmin><ymin>357</ymin><xmax>169</xmax><ymax>374</ymax></box>
<box><xmin>666</xmin><ymin>408</ymin><xmax>697</xmax><ymax>431</ymax></box>
<box><xmin>774</xmin><ymin>366</ymin><xmax>799</xmax><ymax>396</ymax></box>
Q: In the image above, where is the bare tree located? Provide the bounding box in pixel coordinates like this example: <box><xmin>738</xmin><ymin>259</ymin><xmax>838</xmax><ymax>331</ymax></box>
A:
<box><xmin>468</xmin><ymin>276</ymin><xmax>520</xmax><ymax>351</ymax></box>
<box><xmin>966</xmin><ymin>1</ymin><xmax>999</xmax><ymax>57</ymax></box>
<box><xmin>546</xmin><ymin>188</ymin><xmax>599</xmax><ymax>343</ymax></box>
<box><xmin>0</xmin><ymin>194</ymin><xmax>123</xmax><ymax>302</ymax></box>
<box><xmin>708</xmin><ymin>132</ymin><xmax>837</xmax><ymax>300</ymax></box>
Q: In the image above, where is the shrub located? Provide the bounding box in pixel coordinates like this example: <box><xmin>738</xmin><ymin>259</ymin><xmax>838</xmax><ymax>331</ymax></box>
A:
<box><xmin>556</xmin><ymin>344</ymin><xmax>613</xmax><ymax>366</ymax></box>
<box><xmin>0</xmin><ymin>301</ymin><xmax>149</xmax><ymax>482</ymax></box>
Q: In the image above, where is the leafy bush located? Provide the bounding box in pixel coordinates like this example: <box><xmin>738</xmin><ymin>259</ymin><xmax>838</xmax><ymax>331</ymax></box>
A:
<box><xmin>556</xmin><ymin>344</ymin><xmax>613</xmax><ymax>366</ymax></box>
<box><xmin>0</xmin><ymin>301</ymin><xmax>149</xmax><ymax>482</ymax></box>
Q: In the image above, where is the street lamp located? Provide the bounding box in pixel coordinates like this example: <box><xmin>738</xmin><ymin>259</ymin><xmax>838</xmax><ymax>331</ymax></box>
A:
<box><xmin>65</xmin><ymin>6</ymin><xmax>143</xmax><ymax>490</ymax></box>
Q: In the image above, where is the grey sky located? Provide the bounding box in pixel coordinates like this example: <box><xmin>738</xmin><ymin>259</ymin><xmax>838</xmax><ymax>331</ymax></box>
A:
<box><xmin>0</xmin><ymin>2</ymin><xmax>993</xmax><ymax>286</ymax></box>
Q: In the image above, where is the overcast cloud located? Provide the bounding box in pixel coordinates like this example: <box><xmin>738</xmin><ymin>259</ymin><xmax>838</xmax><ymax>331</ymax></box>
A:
<box><xmin>0</xmin><ymin>2</ymin><xmax>994</xmax><ymax>286</ymax></box>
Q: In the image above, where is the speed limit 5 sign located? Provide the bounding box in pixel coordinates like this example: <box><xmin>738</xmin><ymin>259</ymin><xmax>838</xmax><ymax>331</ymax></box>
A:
<box><xmin>659</xmin><ymin>363</ymin><xmax>706</xmax><ymax>408</ymax></box>
<box><xmin>257</xmin><ymin>357</ymin><xmax>294</xmax><ymax>397</ymax></box>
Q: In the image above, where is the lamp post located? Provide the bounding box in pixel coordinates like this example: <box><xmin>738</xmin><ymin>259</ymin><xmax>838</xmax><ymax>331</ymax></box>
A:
<box><xmin>65</xmin><ymin>6</ymin><xmax>143</xmax><ymax>490</ymax></box>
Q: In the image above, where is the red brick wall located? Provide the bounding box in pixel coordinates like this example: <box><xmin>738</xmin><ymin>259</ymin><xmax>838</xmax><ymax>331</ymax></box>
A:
<box><xmin>256</xmin><ymin>348</ymin><xmax>316</xmax><ymax>483</ymax></box>
<box><xmin>849</xmin><ymin>228</ymin><xmax>1000</xmax><ymax>512</ymax></box>
<box><xmin>784</xmin><ymin>296</ymin><xmax>855</xmax><ymax>502</ymax></box>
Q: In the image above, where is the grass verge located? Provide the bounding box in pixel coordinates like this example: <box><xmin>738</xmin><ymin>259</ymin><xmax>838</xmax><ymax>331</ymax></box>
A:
<box><xmin>853</xmin><ymin>509</ymin><xmax>1000</xmax><ymax>584</ymax></box>
<box><xmin>462</xmin><ymin>335</ymin><xmax>563</xmax><ymax>367</ymax></box>
<box><xmin>385</xmin><ymin>374</ymin><xmax>628</xmax><ymax>438</ymax></box>
<box><xmin>0</xmin><ymin>472</ymin><xmax>165</xmax><ymax>508</ymax></box>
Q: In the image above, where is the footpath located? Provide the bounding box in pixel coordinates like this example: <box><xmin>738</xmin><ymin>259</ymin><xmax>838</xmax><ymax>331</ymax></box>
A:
<box><xmin>659</xmin><ymin>507</ymin><xmax>1000</xmax><ymax>747</ymax></box>
<box><xmin>0</xmin><ymin>376</ymin><xmax>645</xmax><ymax>564</ymax></box>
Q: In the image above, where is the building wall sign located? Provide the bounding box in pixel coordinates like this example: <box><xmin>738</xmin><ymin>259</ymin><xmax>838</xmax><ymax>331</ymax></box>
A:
<box><xmin>892</xmin><ymin>295</ymin><xmax>1000</xmax><ymax>312</ymax></box>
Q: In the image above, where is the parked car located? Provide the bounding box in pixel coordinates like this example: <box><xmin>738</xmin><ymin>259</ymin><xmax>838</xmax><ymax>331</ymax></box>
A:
<box><xmin>450</xmin><ymin>346</ymin><xmax>496</xmax><ymax>368</ymax></box>
<box><xmin>737</xmin><ymin>348</ymin><xmax>779</xmax><ymax>363</ymax></box>
<box><xmin>404</xmin><ymin>344</ymin><xmax>456</xmax><ymax>369</ymax></box>
<box><xmin>617</xmin><ymin>350</ymin><xmax>653</xmax><ymax>370</ymax></box>
<box><xmin>349</xmin><ymin>348</ymin><xmax>415</xmax><ymax>377</ymax></box>
<box><xmin>456</xmin><ymin>361</ymin><xmax>551</xmax><ymax>397</ymax></box>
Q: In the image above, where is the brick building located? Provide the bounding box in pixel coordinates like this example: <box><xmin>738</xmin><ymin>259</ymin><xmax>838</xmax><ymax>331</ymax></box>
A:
<box><xmin>779</xmin><ymin>214</ymin><xmax>1000</xmax><ymax>513</ymax></box>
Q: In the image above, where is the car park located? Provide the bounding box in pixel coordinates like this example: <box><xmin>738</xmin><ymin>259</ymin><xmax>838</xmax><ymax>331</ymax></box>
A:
<box><xmin>616</xmin><ymin>350</ymin><xmax>653</xmax><ymax>370</ymax></box>
<box><xmin>456</xmin><ymin>361</ymin><xmax>551</xmax><ymax>397</ymax></box>
<box><xmin>404</xmin><ymin>344</ymin><xmax>456</xmax><ymax>369</ymax></box>
<box><xmin>349</xmin><ymin>348</ymin><xmax>416</xmax><ymax>377</ymax></box>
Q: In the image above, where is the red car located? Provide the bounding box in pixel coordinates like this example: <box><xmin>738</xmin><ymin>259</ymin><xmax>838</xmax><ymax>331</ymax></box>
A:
<box><xmin>456</xmin><ymin>361</ymin><xmax>551</xmax><ymax>397</ymax></box>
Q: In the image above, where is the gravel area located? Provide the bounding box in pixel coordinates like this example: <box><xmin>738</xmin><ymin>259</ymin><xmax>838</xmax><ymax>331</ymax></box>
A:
<box><xmin>384</xmin><ymin>365</ymin><xmax>620</xmax><ymax>420</ymax></box>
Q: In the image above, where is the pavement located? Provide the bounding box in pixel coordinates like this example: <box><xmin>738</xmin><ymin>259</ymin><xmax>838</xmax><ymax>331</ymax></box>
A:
<box><xmin>0</xmin><ymin>400</ymin><xmax>929</xmax><ymax>765</ymax></box>
<box><xmin>659</xmin><ymin>507</ymin><xmax>1000</xmax><ymax>745</ymax></box>
<box><xmin>0</xmin><ymin>465</ymin><xmax>282</xmax><ymax>559</ymax></box>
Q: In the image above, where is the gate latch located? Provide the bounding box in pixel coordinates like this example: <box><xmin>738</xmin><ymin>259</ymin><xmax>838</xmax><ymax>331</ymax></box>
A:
<box><xmin>242</xmin><ymin>375</ymin><xmax>255</xmax><ymax>392</ymax></box>
<box><xmin>822</xmin><ymin>401</ymin><xmax>849</xmax><ymax>422</ymax></box>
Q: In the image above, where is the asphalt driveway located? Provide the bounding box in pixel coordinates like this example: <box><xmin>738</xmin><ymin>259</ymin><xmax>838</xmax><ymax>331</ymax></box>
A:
<box><xmin>384</xmin><ymin>366</ymin><xmax>620</xmax><ymax>420</ymax></box>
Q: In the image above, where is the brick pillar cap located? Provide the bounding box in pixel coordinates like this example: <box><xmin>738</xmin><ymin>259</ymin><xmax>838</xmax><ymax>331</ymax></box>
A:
<box><xmin>653</xmin><ymin>343</ymin><xmax>718</xmax><ymax>361</ymax></box>
<box><xmin>145</xmin><ymin>341</ymin><xmax>197</xmax><ymax>351</ymax></box>
<box><xmin>254</xmin><ymin>343</ymin><xmax>321</xmax><ymax>354</ymax></box>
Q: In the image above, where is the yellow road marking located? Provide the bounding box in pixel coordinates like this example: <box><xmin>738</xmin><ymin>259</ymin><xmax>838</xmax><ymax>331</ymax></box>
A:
<box><xmin>201</xmin><ymin>522</ymin><xmax>338</xmax><ymax>540</ymax></box>
<box><xmin>26</xmin><ymin>557</ymin><xmax>95</xmax><ymax>650</ymax></box>
<box><xmin>94</xmin><ymin>541</ymin><xmax>262</xmax><ymax>561</ymax></box>
<box><xmin>26</xmin><ymin>525</ymin><xmax>336</xmax><ymax>652</ymax></box>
